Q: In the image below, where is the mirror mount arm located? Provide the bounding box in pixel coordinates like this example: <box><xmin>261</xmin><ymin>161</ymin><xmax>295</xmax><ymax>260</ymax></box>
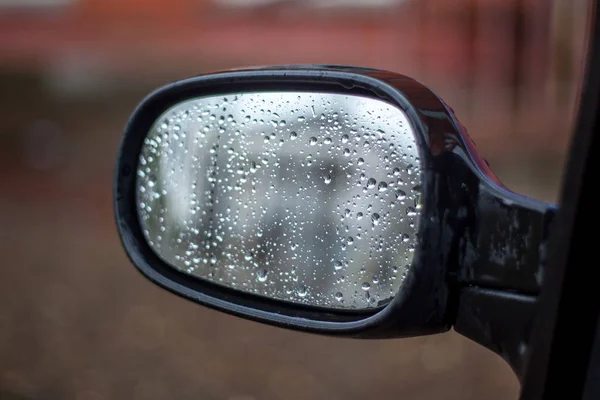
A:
<box><xmin>454</xmin><ymin>287</ymin><xmax>536</xmax><ymax>383</ymax></box>
<box><xmin>451</xmin><ymin>177</ymin><xmax>557</xmax><ymax>382</ymax></box>
<box><xmin>455</xmin><ymin>178</ymin><xmax>557</xmax><ymax>295</ymax></box>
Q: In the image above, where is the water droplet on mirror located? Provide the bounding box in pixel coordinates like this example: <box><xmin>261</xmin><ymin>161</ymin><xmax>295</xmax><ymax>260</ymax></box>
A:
<box><xmin>367</xmin><ymin>178</ymin><xmax>376</xmax><ymax>189</ymax></box>
<box><xmin>378</xmin><ymin>182</ymin><xmax>388</xmax><ymax>192</ymax></box>
<box><xmin>335</xmin><ymin>292</ymin><xmax>343</xmax><ymax>301</ymax></box>
<box><xmin>257</xmin><ymin>269</ymin><xmax>269</xmax><ymax>282</ymax></box>
<box><xmin>297</xmin><ymin>285</ymin><xmax>308</xmax><ymax>297</ymax></box>
<box><xmin>289</xmin><ymin>131</ymin><xmax>298</xmax><ymax>140</ymax></box>
<box><xmin>371</xmin><ymin>213</ymin><xmax>380</xmax><ymax>225</ymax></box>
<box><xmin>361</xmin><ymin>282</ymin><xmax>371</xmax><ymax>291</ymax></box>
<box><xmin>309</xmin><ymin>137</ymin><xmax>318</xmax><ymax>146</ymax></box>
<box><xmin>324</xmin><ymin>175</ymin><xmax>332</xmax><ymax>184</ymax></box>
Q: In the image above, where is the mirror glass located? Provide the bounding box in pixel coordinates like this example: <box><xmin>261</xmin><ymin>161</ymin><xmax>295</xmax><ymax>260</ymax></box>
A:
<box><xmin>136</xmin><ymin>91</ymin><xmax>422</xmax><ymax>310</ymax></box>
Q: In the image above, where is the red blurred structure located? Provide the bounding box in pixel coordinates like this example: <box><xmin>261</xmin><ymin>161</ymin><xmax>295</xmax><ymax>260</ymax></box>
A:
<box><xmin>0</xmin><ymin>0</ymin><xmax>553</xmax><ymax>80</ymax></box>
<box><xmin>0</xmin><ymin>0</ymin><xmax>589</xmax><ymax>153</ymax></box>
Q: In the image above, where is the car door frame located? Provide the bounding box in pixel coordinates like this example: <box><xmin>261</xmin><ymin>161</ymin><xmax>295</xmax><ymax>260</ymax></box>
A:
<box><xmin>520</xmin><ymin>1</ymin><xmax>600</xmax><ymax>398</ymax></box>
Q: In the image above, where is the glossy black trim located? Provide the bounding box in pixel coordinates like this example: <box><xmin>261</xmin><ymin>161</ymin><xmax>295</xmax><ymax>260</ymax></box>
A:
<box><xmin>114</xmin><ymin>65</ymin><xmax>555</xmax><ymax>347</ymax></box>
<box><xmin>456</xmin><ymin>178</ymin><xmax>556</xmax><ymax>295</ymax></box>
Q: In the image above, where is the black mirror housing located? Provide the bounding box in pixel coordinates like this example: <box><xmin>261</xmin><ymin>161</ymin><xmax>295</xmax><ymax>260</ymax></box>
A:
<box><xmin>114</xmin><ymin>65</ymin><xmax>556</xmax><ymax>365</ymax></box>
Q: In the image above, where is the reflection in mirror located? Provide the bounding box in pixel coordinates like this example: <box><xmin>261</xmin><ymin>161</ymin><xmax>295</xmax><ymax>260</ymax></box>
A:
<box><xmin>136</xmin><ymin>92</ymin><xmax>422</xmax><ymax>310</ymax></box>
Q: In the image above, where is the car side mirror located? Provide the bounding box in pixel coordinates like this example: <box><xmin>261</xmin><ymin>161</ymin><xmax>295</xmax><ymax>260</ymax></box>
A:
<box><xmin>114</xmin><ymin>65</ymin><xmax>556</xmax><ymax>380</ymax></box>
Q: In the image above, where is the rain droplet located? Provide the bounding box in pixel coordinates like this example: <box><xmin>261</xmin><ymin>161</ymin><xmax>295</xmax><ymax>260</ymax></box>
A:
<box><xmin>309</xmin><ymin>137</ymin><xmax>317</xmax><ymax>146</ymax></box>
<box><xmin>324</xmin><ymin>175</ymin><xmax>332</xmax><ymax>184</ymax></box>
<box><xmin>367</xmin><ymin>178</ymin><xmax>377</xmax><ymax>189</ymax></box>
<box><xmin>256</xmin><ymin>269</ymin><xmax>268</xmax><ymax>282</ymax></box>
<box><xmin>335</xmin><ymin>292</ymin><xmax>343</xmax><ymax>301</ymax></box>
<box><xmin>289</xmin><ymin>131</ymin><xmax>298</xmax><ymax>140</ymax></box>
<box><xmin>297</xmin><ymin>285</ymin><xmax>308</xmax><ymax>297</ymax></box>
<box><xmin>378</xmin><ymin>182</ymin><xmax>388</xmax><ymax>192</ymax></box>
<box><xmin>361</xmin><ymin>282</ymin><xmax>371</xmax><ymax>291</ymax></box>
<box><xmin>371</xmin><ymin>213</ymin><xmax>380</xmax><ymax>225</ymax></box>
<box><xmin>396</xmin><ymin>190</ymin><xmax>406</xmax><ymax>200</ymax></box>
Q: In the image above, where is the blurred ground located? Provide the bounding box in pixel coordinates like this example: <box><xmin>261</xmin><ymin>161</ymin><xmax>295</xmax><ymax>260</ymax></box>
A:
<box><xmin>0</xmin><ymin>63</ymin><xmax>565</xmax><ymax>400</ymax></box>
<box><xmin>0</xmin><ymin>0</ymin><xmax>589</xmax><ymax>399</ymax></box>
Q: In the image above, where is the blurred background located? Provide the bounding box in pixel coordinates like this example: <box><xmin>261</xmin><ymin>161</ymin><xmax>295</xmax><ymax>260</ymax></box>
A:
<box><xmin>0</xmin><ymin>0</ymin><xmax>591</xmax><ymax>399</ymax></box>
